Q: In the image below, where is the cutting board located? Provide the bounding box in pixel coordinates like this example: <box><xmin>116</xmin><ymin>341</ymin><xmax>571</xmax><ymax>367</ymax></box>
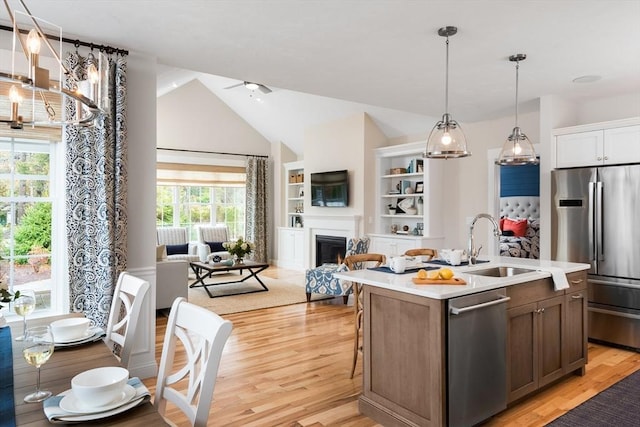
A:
<box><xmin>412</xmin><ymin>277</ymin><xmax>467</xmax><ymax>285</ymax></box>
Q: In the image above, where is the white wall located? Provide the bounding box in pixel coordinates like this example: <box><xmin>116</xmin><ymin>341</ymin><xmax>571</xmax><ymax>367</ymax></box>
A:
<box><xmin>304</xmin><ymin>113</ymin><xmax>368</xmax><ymax>218</ymax></box>
<box><xmin>120</xmin><ymin>52</ymin><xmax>158</xmax><ymax>379</ymax></box>
<box><xmin>157</xmin><ymin>79</ymin><xmax>271</xmax><ymax>155</ymax></box>
<box><xmin>576</xmin><ymin>93</ymin><xmax>640</xmax><ymax>125</ymax></box>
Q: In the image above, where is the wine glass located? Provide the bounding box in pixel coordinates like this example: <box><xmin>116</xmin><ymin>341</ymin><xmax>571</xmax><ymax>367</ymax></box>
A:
<box><xmin>22</xmin><ymin>325</ymin><xmax>55</xmax><ymax>403</ymax></box>
<box><xmin>14</xmin><ymin>290</ymin><xmax>36</xmax><ymax>341</ymax></box>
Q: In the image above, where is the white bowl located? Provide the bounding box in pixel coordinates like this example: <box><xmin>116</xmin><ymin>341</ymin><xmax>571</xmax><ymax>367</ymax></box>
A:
<box><xmin>50</xmin><ymin>317</ymin><xmax>91</xmax><ymax>342</ymax></box>
<box><xmin>71</xmin><ymin>367</ymin><xmax>129</xmax><ymax>408</ymax></box>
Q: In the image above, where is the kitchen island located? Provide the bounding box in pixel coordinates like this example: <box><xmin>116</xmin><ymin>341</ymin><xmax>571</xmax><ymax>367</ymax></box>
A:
<box><xmin>334</xmin><ymin>256</ymin><xmax>590</xmax><ymax>427</ymax></box>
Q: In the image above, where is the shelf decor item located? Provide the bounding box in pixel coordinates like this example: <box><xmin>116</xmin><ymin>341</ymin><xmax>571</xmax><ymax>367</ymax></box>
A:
<box><xmin>415</xmin><ymin>181</ymin><xmax>424</xmax><ymax>193</ymax></box>
<box><xmin>223</xmin><ymin>237</ymin><xmax>255</xmax><ymax>265</ymax></box>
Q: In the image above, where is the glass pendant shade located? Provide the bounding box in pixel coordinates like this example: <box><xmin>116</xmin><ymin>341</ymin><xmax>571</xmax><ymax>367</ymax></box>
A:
<box><xmin>496</xmin><ymin>126</ymin><xmax>538</xmax><ymax>165</ymax></box>
<box><xmin>426</xmin><ymin>113</ymin><xmax>470</xmax><ymax>158</ymax></box>
<box><xmin>425</xmin><ymin>26</ymin><xmax>470</xmax><ymax>159</ymax></box>
<box><xmin>496</xmin><ymin>54</ymin><xmax>538</xmax><ymax>165</ymax></box>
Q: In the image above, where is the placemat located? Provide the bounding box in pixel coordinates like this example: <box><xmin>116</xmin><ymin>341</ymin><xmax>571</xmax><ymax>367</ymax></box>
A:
<box><xmin>0</xmin><ymin>326</ymin><xmax>16</xmax><ymax>427</ymax></box>
<box><xmin>369</xmin><ymin>265</ymin><xmax>440</xmax><ymax>274</ymax></box>
<box><xmin>427</xmin><ymin>259</ymin><xmax>490</xmax><ymax>266</ymax></box>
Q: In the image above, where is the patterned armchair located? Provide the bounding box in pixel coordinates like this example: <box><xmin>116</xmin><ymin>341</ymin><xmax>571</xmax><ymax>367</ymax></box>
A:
<box><xmin>196</xmin><ymin>225</ymin><xmax>231</xmax><ymax>262</ymax></box>
<box><xmin>156</xmin><ymin>227</ymin><xmax>199</xmax><ymax>262</ymax></box>
<box><xmin>305</xmin><ymin>237</ymin><xmax>370</xmax><ymax>304</ymax></box>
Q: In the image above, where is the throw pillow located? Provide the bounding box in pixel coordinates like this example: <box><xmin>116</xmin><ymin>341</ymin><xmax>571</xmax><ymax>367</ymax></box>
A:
<box><xmin>205</xmin><ymin>241</ymin><xmax>226</xmax><ymax>252</ymax></box>
<box><xmin>502</xmin><ymin>218</ymin><xmax>528</xmax><ymax>237</ymax></box>
<box><xmin>156</xmin><ymin>244</ymin><xmax>167</xmax><ymax>261</ymax></box>
<box><xmin>166</xmin><ymin>243</ymin><xmax>189</xmax><ymax>256</ymax></box>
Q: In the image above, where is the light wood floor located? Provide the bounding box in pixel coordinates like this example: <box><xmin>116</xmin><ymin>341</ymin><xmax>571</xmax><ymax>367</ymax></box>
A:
<box><xmin>143</xmin><ymin>266</ymin><xmax>640</xmax><ymax>426</ymax></box>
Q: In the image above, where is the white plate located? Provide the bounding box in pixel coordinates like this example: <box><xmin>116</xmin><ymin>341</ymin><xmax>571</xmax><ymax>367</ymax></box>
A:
<box><xmin>59</xmin><ymin>384</ymin><xmax>136</xmax><ymax>414</ymax></box>
<box><xmin>54</xmin><ymin>329</ymin><xmax>94</xmax><ymax>344</ymax></box>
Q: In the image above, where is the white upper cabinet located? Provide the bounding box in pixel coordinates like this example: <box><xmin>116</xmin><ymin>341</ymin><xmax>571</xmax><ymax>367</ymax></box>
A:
<box><xmin>554</xmin><ymin>120</ymin><xmax>640</xmax><ymax>169</ymax></box>
<box><xmin>604</xmin><ymin>125</ymin><xmax>640</xmax><ymax>165</ymax></box>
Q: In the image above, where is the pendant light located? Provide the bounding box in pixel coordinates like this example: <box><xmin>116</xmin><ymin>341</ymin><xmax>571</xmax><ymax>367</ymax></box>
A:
<box><xmin>496</xmin><ymin>54</ymin><xmax>539</xmax><ymax>165</ymax></box>
<box><xmin>425</xmin><ymin>26</ymin><xmax>470</xmax><ymax>159</ymax></box>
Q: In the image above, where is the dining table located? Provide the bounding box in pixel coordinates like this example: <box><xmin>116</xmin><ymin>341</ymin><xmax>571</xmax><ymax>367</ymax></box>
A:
<box><xmin>4</xmin><ymin>314</ymin><xmax>168</xmax><ymax>426</ymax></box>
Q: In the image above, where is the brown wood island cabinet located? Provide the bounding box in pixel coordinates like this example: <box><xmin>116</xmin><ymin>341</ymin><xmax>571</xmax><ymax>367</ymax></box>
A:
<box><xmin>357</xmin><ymin>269</ymin><xmax>588</xmax><ymax>427</ymax></box>
<box><xmin>506</xmin><ymin>270</ymin><xmax>587</xmax><ymax>403</ymax></box>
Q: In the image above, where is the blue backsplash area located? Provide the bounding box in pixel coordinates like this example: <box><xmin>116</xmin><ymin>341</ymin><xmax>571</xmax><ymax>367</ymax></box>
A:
<box><xmin>500</xmin><ymin>164</ymin><xmax>540</xmax><ymax>197</ymax></box>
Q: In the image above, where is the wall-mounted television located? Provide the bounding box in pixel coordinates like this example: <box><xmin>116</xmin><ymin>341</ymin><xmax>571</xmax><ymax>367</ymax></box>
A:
<box><xmin>310</xmin><ymin>170</ymin><xmax>349</xmax><ymax>207</ymax></box>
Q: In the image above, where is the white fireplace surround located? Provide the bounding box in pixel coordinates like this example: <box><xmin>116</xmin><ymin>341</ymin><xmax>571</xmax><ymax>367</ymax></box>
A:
<box><xmin>304</xmin><ymin>214</ymin><xmax>362</xmax><ymax>269</ymax></box>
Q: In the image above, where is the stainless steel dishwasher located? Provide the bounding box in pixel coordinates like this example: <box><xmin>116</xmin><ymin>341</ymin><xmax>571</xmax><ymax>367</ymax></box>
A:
<box><xmin>448</xmin><ymin>288</ymin><xmax>510</xmax><ymax>427</ymax></box>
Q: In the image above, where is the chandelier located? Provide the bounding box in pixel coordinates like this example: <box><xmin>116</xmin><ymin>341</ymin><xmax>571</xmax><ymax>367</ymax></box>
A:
<box><xmin>0</xmin><ymin>0</ymin><xmax>107</xmax><ymax>129</ymax></box>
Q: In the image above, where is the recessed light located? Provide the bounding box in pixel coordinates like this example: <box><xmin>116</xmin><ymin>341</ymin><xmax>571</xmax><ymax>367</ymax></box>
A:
<box><xmin>572</xmin><ymin>75</ymin><xmax>602</xmax><ymax>83</ymax></box>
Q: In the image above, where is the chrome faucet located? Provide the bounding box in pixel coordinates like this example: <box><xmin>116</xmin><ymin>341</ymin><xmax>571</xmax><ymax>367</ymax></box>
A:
<box><xmin>468</xmin><ymin>213</ymin><xmax>501</xmax><ymax>265</ymax></box>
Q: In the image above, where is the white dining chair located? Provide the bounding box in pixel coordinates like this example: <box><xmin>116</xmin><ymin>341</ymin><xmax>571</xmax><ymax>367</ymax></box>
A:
<box><xmin>154</xmin><ymin>297</ymin><xmax>233</xmax><ymax>427</ymax></box>
<box><xmin>104</xmin><ymin>272</ymin><xmax>150</xmax><ymax>369</ymax></box>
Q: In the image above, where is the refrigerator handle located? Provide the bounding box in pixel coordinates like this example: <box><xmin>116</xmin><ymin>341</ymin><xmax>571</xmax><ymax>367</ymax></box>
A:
<box><xmin>596</xmin><ymin>181</ymin><xmax>604</xmax><ymax>261</ymax></box>
<box><xmin>588</xmin><ymin>181</ymin><xmax>596</xmax><ymax>263</ymax></box>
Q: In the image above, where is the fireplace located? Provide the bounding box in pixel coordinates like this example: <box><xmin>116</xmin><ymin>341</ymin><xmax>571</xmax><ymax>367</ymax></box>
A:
<box><xmin>315</xmin><ymin>235</ymin><xmax>347</xmax><ymax>266</ymax></box>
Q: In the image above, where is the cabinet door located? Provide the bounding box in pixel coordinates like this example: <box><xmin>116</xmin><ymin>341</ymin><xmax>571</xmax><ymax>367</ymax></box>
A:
<box><xmin>538</xmin><ymin>295</ymin><xmax>565</xmax><ymax>388</ymax></box>
<box><xmin>293</xmin><ymin>229</ymin><xmax>305</xmax><ymax>267</ymax></box>
<box><xmin>564</xmin><ymin>290</ymin><xmax>587</xmax><ymax>373</ymax></box>
<box><xmin>507</xmin><ymin>302</ymin><xmax>538</xmax><ymax>403</ymax></box>
<box><xmin>555</xmin><ymin>131</ymin><xmax>603</xmax><ymax>168</ymax></box>
<box><xmin>279</xmin><ymin>228</ymin><xmax>305</xmax><ymax>270</ymax></box>
<box><xmin>604</xmin><ymin>125</ymin><xmax>640</xmax><ymax>165</ymax></box>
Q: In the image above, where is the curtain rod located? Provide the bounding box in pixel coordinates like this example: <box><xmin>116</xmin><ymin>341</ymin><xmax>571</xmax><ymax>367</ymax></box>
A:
<box><xmin>0</xmin><ymin>24</ymin><xmax>129</xmax><ymax>56</ymax></box>
<box><xmin>157</xmin><ymin>147</ymin><xmax>269</xmax><ymax>159</ymax></box>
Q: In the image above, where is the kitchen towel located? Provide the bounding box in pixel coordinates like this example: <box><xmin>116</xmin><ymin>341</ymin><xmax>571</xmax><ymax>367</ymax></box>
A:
<box><xmin>545</xmin><ymin>267</ymin><xmax>570</xmax><ymax>291</ymax></box>
<box><xmin>43</xmin><ymin>377</ymin><xmax>150</xmax><ymax>423</ymax></box>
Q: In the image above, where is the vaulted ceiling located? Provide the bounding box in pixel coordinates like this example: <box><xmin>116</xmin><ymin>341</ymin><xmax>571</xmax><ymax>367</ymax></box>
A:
<box><xmin>10</xmin><ymin>1</ymin><xmax>640</xmax><ymax>155</ymax></box>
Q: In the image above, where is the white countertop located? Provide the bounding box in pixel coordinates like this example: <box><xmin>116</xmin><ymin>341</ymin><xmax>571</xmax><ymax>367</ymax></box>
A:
<box><xmin>332</xmin><ymin>256</ymin><xmax>590</xmax><ymax>300</ymax></box>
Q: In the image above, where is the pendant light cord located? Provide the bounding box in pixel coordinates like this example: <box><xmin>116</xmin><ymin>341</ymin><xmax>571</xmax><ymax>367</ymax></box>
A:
<box><xmin>444</xmin><ymin>36</ymin><xmax>450</xmax><ymax>115</ymax></box>
<box><xmin>514</xmin><ymin>60</ymin><xmax>520</xmax><ymax>128</ymax></box>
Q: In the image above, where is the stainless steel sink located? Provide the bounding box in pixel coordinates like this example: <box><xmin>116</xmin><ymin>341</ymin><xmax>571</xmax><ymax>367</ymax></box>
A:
<box><xmin>466</xmin><ymin>266</ymin><xmax>537</xmax><ymax>277</ymax></box>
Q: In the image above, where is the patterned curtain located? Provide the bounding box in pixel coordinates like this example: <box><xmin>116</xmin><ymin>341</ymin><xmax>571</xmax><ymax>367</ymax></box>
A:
<box><xmin>245</xmin><ymin>157</ymin><xmax>268</xmax><ymax>262</ymax></box>
<box><xmin>64</xmin><ymin>52</ymin><xmax>128</xmax><ymax>328</ymax></box>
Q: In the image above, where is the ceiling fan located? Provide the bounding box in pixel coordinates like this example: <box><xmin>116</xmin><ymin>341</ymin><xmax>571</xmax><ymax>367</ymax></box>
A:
<box><xmin>224</xmin><ymin>81</ymin><xmax>272</xmax><ymax>94</ymax></box>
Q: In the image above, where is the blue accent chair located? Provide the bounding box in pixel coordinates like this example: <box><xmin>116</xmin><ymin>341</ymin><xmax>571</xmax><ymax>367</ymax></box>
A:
<box><xmin>305</xmin><ymin>237</ymin><xmax>370</xmax><ymax>304</ymax></box>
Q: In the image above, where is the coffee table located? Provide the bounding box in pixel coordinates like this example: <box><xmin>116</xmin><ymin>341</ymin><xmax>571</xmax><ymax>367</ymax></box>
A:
<box><xmin>189</xmin><ymin>260</ymin><xmax>270</xmax><ymax>298</ymax></box>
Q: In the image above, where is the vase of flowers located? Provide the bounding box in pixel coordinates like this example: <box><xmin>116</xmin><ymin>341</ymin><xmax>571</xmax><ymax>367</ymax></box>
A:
<box><xmin>223</xmin><ymin>237</ymin><xmax>255</xmax><ymax>265</ymax></box>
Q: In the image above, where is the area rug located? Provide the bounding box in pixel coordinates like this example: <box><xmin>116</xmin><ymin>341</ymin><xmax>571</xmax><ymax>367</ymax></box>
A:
<box><xmin>546</xmin><ymin>369</ymin><xmax>640</xmax><ymax>426</ymax></box>
<box><xmin>187</xmin><ymin>273</ymin><xmax>330</xmax><ymax>315</ymax></box>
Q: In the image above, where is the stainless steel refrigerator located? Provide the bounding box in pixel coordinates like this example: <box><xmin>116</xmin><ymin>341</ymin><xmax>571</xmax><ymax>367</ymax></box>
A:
<box><xmin>552</xmin><ymin>165</ymin><xmax>640</xmax><ymax>351</ymax></box>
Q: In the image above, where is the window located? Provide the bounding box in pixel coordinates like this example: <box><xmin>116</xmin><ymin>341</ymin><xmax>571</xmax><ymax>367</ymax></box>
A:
<box><xmin>156</xmin><ymin>185</ymin><xmax>245</xmax><ymax>240</ymax></box>
<box><xmin>0</xmin><ymin>138</ymin><xmax>57</xmax><ymax>313</ymax></box>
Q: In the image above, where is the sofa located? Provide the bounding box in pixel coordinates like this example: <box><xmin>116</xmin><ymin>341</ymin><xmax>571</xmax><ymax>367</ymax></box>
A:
<box><xmin>156</xmin><ymin>259</ymin><xmax>189</xmax><ymax>310</ymax></box>
<box><xmin>498</xmin><ymin>196</ymin><xmax>540</xmax><ymax>259</ymax></box>
<box><xmin>196</xmin><ymin>225</ymin><xmax>231</xmax><ymax>263</ymax></box>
